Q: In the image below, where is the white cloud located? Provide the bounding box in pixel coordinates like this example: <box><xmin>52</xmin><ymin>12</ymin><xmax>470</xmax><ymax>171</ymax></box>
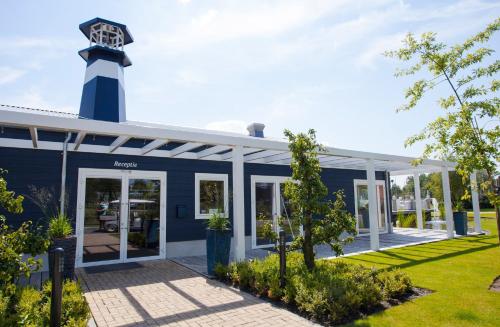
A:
<box><xmin>356</xmin><ymin>33</ymin><xmax>406</xmax><ymax>69</ymax></box>
<box><xmin>263</xmin><ymin>85</ymin><xmax>331</xmax><ymax>119</ymax></box>
<box><xmin>205</xmin><ymin>120</ymin><xmax>248</xmax><ymax>134</ymax></box>
<box><xmin>0</xmin><ymin>67</ymin><xmax>26</xmax><ymax>85</ymax></box>
<box><xmin>177</xmin><ymin>0</ymin><xmax>191</xmax><ymax>5</ymax></box>
<box><xmin>3</xmin><ymin>87</ymin><xmax>76</xmax><ymax>113</ymax></box>
<box><xmin>355</xmin><ymin>0</ymin><xmax>500</xmax><ymax>69</ymax></box>
<box><xmin>138</xmin><ymin>0</ymin><xmax>396</xmax><ymax>55</ymax></box>
<box><xmin>0</xmin><ymin>37</ymin><xmax>76</xmax><ymax>54</ymax></box>
<box><xmin>175</xmin><ymin>69</ymin><xmax>207</xmax><ymax>86</ymax></box>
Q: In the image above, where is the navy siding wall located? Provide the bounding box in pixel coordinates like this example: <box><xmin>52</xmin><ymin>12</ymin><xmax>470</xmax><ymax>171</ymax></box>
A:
<box><xmin>243</xmin><ymin>163</ymin><xmax>386</xmax><ymax>236</ymax></box>
<box><xmin>65</xmin><ymin>152</ymin><xmax>233</xmax><ymax>243</ymax></box>
<box><xmin>0</xmin><ymin>147</ymin><xmax>62</xmax><ymax>228</ymax></box>
<box><xmin>0</xmin><ymin>146</ymin><xmax>386</xmax><ymax>242</ymax></box>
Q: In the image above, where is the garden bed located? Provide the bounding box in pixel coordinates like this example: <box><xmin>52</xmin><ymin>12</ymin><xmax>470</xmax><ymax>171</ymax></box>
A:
<box><xmin>215</xmin><ymin>252</ymin><xmax>431</xmax><ymax>326</ymax></box>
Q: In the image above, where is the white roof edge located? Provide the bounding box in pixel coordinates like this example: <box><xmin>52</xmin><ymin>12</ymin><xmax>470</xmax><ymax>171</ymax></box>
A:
<box><xmin>0</xmin><ymin>108</ymin><xmax>456</xmax><ymax>168</ymax></box>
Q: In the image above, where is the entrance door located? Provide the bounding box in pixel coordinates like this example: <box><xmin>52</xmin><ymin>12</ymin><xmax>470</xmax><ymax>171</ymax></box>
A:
<box><xmin>251</xmin><ymin>176</ymin><xmax>300</xmax><ymax>249</ymax></box>
<box><xmin>354</xmin><ymin>179</ymin><xmax>387</xmax><ymax>234</ymax></box>
<box><xmin>76</xmin><ymin>169</ymin><xmax>166</xmax><ymax>267</ymax></box>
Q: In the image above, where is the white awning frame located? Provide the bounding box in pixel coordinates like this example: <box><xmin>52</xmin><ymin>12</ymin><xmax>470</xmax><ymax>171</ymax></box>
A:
<box><xmin>0</xmin><ymin>108</ymin><xmax>456</xmax><ymax>173</ymax></box>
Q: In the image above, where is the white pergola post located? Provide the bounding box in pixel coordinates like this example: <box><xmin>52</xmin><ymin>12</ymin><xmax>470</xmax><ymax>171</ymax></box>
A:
<box><xmin>232</xmin><ymin>145</ymin><xmax>246</xmax><ymax>261</ymax></box>
<box><xmin>470</xmin><ymin>171</ymin><xmax>482</xmax><ymax>233</ymax></box>
<box><xmin>366</xmin><ymin>159</ymin><xmax>380</xmax><ymax>251</ymax></box>
<box><xmin>413</xmin><ymin>173</ymin><xmax>424</xmax><ymax>230</ymax></box>
<box><xmin>441</xmin><ymin>167</ymin><xmax>455</xmax><ymax>238</ymax></box>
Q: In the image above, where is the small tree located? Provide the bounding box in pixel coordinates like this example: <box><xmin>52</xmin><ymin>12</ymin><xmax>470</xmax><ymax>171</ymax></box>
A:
<box><xmin>385</xmin><ymin>18</ymin><xmax>500</xmax><ymax>241</ymax></box>
<box><xmin>0</xmin><ymin>170</ymin><xmax>48</xmax><ymax>291</ymax></box>
<box><xmin>283</xmin><ymin>129</ymin><xmax>357</xmax><ymax>271</ymax></box>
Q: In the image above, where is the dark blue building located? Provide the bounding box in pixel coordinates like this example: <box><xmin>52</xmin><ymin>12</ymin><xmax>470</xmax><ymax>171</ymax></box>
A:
<box><xmin>0</xmin><ymin>18</ymin><xmax>453</xmax><ymax>268</ymax></box>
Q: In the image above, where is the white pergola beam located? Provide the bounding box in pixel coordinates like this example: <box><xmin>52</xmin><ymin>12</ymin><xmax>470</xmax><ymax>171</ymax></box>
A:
<box><xmin>73</xmin><ymin>132</ymin><xmax>86</xmax><ymax>151</ymax></box>
<box><xmin>441</xmin><ymin>166</ymin><xmax>455</xmax><ymax>238</ymax></box>
<box><xmin>197</xmin><ymin>145</ymin><xmax>231</xmax><ymax>159</ymax></box>
<box><xmin>470</xmin><ymin>171</ymin><xmax>482</xmax><ymax>233</ymax></box>
<box><xmin>0</xmin><ymin>109</ymin><xmax>458</xmax><ymax>173</ymax></box>
<box><xmin>262</xmin><ymin>152</ymin><xmax>293</xmax><ymax>163</ymax></box>
<box><xmin>220</xmin><ymin>147</ymin><xmax>260</xmax><ymax>160</ymax></box>
<box><xmin>169</xmin><ymin>142</ymin><xmax>203</xmax><ymax>158</ymax></box>
<box><xmin>29</xmin><ymin>127</ymin><xmax>38</xmax><ymax>148</ymax></box>
<box><xmin>245</xmin><ymin>150</ymin><xmax>285</xmax><ymax>162</ymax></box>
<box><xmin>413</xmin><ymin>172</ymin><xmax>424</xmax><ymax>230</ymax></box>
<box><xmin>366</xmin><ymin>159</ymin><xmax>380</xmax><ymax>251</ymax></box>
<box><xmin>0</xmin><ymin>109</ymin><xmax>456</xmax><ymax>168</ymax></box>
<box><xmin>141</xmin><ymin>139</ymin><xmax>168</xmax><ymax>155</ymax></box>
<box><xmin>109</xmin><ymin>136</ymin><xmax>130</xmax><ymax>153</ymax></box>
<box><xmin>232</xmin><ymin>145</ymin><xmax>245</xmax><ymax>261</ymax></box>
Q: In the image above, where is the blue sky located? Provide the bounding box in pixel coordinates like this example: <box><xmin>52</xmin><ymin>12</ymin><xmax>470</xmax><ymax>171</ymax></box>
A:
<box><xmin>0</xmin><ymin>0</ymin><xmax>499</xmax><ymax>159</ymax></box>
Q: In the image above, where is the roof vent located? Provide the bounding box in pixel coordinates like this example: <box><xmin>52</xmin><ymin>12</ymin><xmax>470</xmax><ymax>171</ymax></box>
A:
<box><xmin>247</xmin><ymin>123</ymin><xmax>265</xmax><ymax>138</ymax></box>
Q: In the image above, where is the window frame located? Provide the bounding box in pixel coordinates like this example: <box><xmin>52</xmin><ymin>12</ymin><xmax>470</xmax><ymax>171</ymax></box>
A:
<box><xmin>195</xmin><ymin>173</ymin><xmax>229</xmax><ymax>220</ymax></box>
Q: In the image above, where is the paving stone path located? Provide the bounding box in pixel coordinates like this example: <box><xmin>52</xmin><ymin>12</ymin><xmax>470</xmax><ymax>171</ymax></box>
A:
<box><xmin>78</xmin><ymin>260</ymin><xmax>317</xmax><ymax>327</ymax></box>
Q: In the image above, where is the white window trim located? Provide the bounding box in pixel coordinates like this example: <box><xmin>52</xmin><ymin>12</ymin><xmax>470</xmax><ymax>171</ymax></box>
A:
<box><xmin>195</xmin><ymin>173</ymin><xmax>229</xmax><ymax>219</ymax></box>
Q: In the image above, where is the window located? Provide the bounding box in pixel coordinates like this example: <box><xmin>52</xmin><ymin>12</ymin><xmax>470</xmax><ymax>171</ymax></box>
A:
<box><xmin>195</xmin><ymin>173</ymin><xmax>229</xmax><ymax>219</ymax></box>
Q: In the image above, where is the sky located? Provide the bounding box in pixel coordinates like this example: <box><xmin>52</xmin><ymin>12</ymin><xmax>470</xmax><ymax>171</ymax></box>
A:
<box><xmin>0</xmin><ymin>0</ymin><xmax>499</xmax><ymax>162</ymax></box>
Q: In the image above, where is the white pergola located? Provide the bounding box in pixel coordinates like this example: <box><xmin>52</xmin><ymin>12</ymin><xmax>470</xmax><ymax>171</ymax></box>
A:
<box><xmin>0</xmin><ymin>106</ymin><xmax>483</xmax><ymax>259</ymax></box>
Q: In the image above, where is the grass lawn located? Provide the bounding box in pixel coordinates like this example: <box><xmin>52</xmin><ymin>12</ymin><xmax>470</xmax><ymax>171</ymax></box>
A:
<box><xmin>341</xmin><ymin>216</ymin><xmax>500</xmax><ymax>327</ymax></box>
<box><xmin>467</xmin><ymin>210</ymin><xmax>496</xmax><ymax>219</ymax></box>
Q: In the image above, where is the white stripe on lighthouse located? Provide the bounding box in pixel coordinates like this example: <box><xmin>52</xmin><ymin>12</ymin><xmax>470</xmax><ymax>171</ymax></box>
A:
<box><xmin>84</xmin><ymin>59</ymin><xmax>124</xmax><ymax>88</ymax></box>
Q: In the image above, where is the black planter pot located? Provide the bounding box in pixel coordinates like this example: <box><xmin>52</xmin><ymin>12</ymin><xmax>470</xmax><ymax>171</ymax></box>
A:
<box><xmin>49</xmin><ymin>235</ymin><xmax>77</xmax><ymax>280</ymax></box>
<box><xmin>453</xmin><ymin>211</ymin><xmax>468</xmax><ymax>235</ymax></box>
<box><xmin>206</xmin><ymin>229</ymin><xmax>231</xmax><ymax>276</ymax></box>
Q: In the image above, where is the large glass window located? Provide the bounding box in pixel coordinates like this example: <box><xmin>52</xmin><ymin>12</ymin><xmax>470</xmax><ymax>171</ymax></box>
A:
<box><xmin>195</xmin><ymin>173</ymin><xmax>228</xmax><ymax>219</ymax></box>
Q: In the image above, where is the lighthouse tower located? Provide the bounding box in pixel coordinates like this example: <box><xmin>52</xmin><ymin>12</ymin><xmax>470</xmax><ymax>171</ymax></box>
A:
<box><xmin>78</xmin><ymin>18</ymin><xmax>133</xmax><ymax>122</ymax></box>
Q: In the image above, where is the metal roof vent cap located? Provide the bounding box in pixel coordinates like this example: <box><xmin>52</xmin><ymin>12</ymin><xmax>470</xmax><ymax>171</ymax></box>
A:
<box><xmin>247</xmin><ymin>123</ymin><xmax>265</xmax><ymax>138</ymax></box>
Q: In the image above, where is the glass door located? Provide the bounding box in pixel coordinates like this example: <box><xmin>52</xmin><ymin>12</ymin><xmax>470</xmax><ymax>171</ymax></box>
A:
<box><xmin>77</xmin><ymin>169</ymin><xmax>166</xmax><ymax>267</ymax></box>
<box><xmin>279</xmin><ymin>183</ymin><xmax>300</xmax><ymax>242</ymax></box>
<box><xmin>254</xmin><ymin>182</ymin><xmax>276</xmax><ymax>247</ymax></box>
<box><xmin>126</xmin><ymin>178</ymin><xmax>162</xmax><ymax>259</ymax></box>
<box><xmin>82</xmin><ymin>178</ymin><xmax>123</xmax><ymax>264</ymax></box>
<box><xmin>252</xmin><ymin>176</ymin><xmax>300</xmax><ymax>249</ymax></box>
<box><xmin>354</xmin><ymin>180</ymin><xmax>388</xmax><ymax>234</ymax></box>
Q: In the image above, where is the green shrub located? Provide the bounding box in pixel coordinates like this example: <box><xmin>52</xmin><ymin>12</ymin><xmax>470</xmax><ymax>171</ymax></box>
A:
<box><xmin>206</xmin><ymin>211</ymin><xmax>230</xmax><ymax>230</ymax></box>
<box><xmin>0</xmin><ymin>280</ymin><xmax>89</xmax><ymax>326</ymax></box>
<box><xmin>291</xmin><ymin>260</ymin><xmax>382</xmax><ymax>322</ymax></box>
<box><xmin>214</xmin><ymin>263</ymin><xmax>229</xmax><ymax>280</ymax></box>
<box><xmin>216</xmin><ymin>253</ymin><xmax>414</xmax><ymax>325</ymax></box>
<box><xmin>0</xmin><ymin>290</ymin><xmax>11</xmax><ymax>326</ymax></box>
<box><xmin>47</xmin><ymin>214</ymin><xmax>73</xmax><ymax>239</ymax></box>
<box><xmin>0</xmin><ymin>218</ymin><xmax>47</xmax><ymax>287</ymax></box>
<box><xmin>229</xmin><ymin>261</ymin><xmax>255</xmax><ymax>289</ymax></box>
<box><xmin>377</xmin><ymin>269</ymin><xmax>413</xmax><ymax>300</ymax></box>
<box><xmin>42</xmin><ymin>280</ymin><xmax>90</xmax><ymax>327</ymax></box>
<box><xmin>398</xmin><ymin>213</ymin><xmax>417</xmax><ymax>228</ymax></box>
<box><xmin>16</xmin><ymin>286</ymin><xmax>45</xmax><ymax>326</ymax></box>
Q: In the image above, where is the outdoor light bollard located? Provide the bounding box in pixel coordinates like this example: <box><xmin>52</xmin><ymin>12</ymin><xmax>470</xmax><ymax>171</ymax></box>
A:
<box><xmin>279</xmin><ymin>231</ymin><xmax>286</xmax><ymax>288</ymax></box>
<box><xmin>50</xmin><ymin>247</ymin><xmax>64</xmax><ymax>327</ymax></box>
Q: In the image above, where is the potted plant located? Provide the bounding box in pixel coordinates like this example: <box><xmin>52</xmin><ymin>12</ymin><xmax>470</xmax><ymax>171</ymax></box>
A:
<box><xmin>48</xmin><ymin>214</ymin><xmax>76</xmax><ymax>280</ymax></box>
<box><xmin>453</xmin><ymin>201</ymin><xmax>468</xmax><ymax>235</ymax></box>
<box><xmin>206</xmin><ymin>212</ymin><xmax>231</xmax><ymax>276</ymax></box>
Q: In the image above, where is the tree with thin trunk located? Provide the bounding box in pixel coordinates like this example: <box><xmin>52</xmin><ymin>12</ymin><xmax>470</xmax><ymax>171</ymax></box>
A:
<box><xmin>283</xmin><ymin>129</ymin><xmax>357</xmax><ymax>271</ymax></box>
<box><xmin>385</xmin><ymin>18</ymin><xmax>500</xmax><ymax>242</ymax></box>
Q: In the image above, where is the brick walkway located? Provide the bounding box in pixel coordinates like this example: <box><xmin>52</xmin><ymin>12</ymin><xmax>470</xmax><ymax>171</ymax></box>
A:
<box><xmin>77</xmin><ymin>260</ymin><xmax>316</xmax><ymax>327</ymax></box>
